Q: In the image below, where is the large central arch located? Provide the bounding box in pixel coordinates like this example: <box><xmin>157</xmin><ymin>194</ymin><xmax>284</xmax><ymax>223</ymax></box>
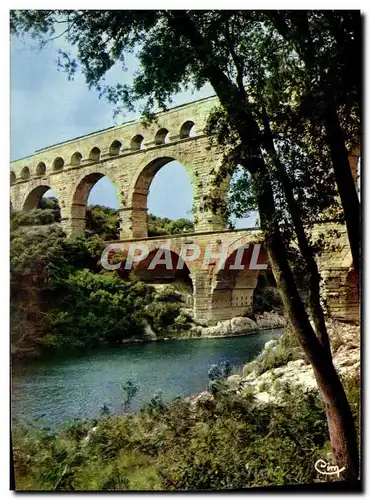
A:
<box><xmin>128</xmin><ymin>156</ymin><xmax>195</xmax><ymax>239</ymax></box>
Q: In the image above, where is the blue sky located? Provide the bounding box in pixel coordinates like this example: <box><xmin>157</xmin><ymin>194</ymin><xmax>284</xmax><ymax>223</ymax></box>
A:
<box><xmin>11</xmin><ymin>33</ymin><xmax>255</xmax><ymax>227</ymax></box>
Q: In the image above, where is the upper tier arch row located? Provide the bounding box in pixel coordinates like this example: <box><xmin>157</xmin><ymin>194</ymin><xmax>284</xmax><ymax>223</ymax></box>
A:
<box><xmin>10</xmin><ymin>96</ymin><xmax>218</xmax><ymax>184</ymax></box>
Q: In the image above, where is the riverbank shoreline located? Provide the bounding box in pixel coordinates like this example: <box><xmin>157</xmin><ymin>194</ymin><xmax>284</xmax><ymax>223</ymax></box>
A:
<box><xmin>160</xmin><ymin>325</ymin><xmax>283</xmax><ymax>341</ymax></box>
<box><xmin>88</xmin><ymin>311</ymin><xmax>286</xmax><ymax>346</ymax></box>
<box><xmin>12</xmin><ymin>311</ymin><xmax>286</xmax><ymax>361</ymax></box>
<box><xmin>12</xmin><ymin>326</ymin><xmax>284</xmax><ymax>366</ymax></box>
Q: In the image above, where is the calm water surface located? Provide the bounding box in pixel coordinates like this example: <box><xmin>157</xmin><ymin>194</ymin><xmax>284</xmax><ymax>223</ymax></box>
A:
<box><xmin>12</xmin><ymin>330</ymin><xmax>280</xmax><ymax>429</ymax></box>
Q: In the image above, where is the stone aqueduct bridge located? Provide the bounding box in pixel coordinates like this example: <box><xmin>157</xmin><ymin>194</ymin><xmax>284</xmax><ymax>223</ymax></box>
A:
<box><xmin>10</xmin><ymin>96</ymin><xmax>359</xmax><ymax>324</ymax></box>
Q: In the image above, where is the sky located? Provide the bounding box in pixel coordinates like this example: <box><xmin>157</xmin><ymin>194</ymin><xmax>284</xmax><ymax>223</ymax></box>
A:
<box><xmin>10</xmin><ymin>32</ymin><xmax>255</xmax><ymax>227</ymax></box>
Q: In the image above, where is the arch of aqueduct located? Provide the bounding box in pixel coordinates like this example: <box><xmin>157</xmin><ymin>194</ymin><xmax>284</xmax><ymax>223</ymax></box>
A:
<box><xmin>10</xmin><ymin>96</ymin><xmax>359</xmax><ymax>324</ymax></box>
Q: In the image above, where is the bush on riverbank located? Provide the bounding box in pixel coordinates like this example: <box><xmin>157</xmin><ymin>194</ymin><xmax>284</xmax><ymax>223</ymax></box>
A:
<box><xmin>13</xmin><ymin>376</ymin><xmax>348</xmax><ymax>491</ymax></box>
<box><xmin>10</xmin><ymin>211</ymin><xmax>145</xmax><ymax>355</ymax></box>
<box><xmin>144</xmin><ymin>286</ymin><xmax>194</xmax><ymax>338</ymax></box>
<box><xmin>252</xmin><ymin>269</ymin><xmax>283</xmax><ymax>315</ymax></box>
<box><xmin>242</xmin><ymin>324</ymin><xmax>302</xmax><ymax>377</ymax></box>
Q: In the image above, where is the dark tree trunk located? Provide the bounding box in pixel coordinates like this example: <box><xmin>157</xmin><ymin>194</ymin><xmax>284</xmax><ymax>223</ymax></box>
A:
<box><xmin>256</xmin><ymin>164</ymin><xmax>359</xmax><ymax>480</ymax></box>
<box><xmin>324</xmin><ymin>104</ymin><xmax>361</xmax><ymax>276</ymax></box>
<box><xmin>261</xmin><ymin>117</ymin><xmax>331</xmax><ymax>357</ymax></box>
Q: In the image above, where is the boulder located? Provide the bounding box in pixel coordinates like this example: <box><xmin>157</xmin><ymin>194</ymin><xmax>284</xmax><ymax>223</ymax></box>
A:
<box><xmin>230</xmin><ymin>316</ymin><xmax>257</xmax><ymax>333</ymax></box>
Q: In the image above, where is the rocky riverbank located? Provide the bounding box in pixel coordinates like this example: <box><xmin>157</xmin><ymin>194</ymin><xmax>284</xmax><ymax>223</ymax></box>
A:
<box><xmin>231</xmin><ymin>319</ymin><xmax>360</xmax><ymax>402</ymax></box>
<box><xmin>189</xmin><ymin>311</ymin><xmax>285</xmax><ymax>338</ymax></box>
<box><xmin>142</xmin><ymin>310</ymin><xmax>286</xmax><ymax>342</ymax></box>
<box><xmin>190</xmin><ymin>318</ymin><xmax>360</xmax><ymax>406</ymax></box>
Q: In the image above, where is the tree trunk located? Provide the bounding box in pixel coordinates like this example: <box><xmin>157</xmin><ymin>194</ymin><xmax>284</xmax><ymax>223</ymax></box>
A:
<box><xmin>312</xmin><ymin>359</ymin><xmax>360</xmax><ymax>481</ymax></box>
<box><xmin>261</xmin><ymin>118</ymin><xmax>331</xmax><ymax>357</ymax></box>
<box><xmin>259</xmin><ymin>173</ymin><xmax>359</xmax><ymax>480</ymax></box>
<box><xmin>324</xmin><ymin>104</ymin><xmax>360</xmax><ymax>276</ymax></box>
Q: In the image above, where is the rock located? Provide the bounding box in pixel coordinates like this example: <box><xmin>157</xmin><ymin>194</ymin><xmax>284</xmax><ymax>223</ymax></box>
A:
<box><xmin>227</xmin><ymin>374</ymin><xmax>243</xmax><ymax>389</ymax></box>
<box><xmin>188</xmin><ymin>390</ymin><xmax>214</xmax><ymax>408</ymax></box>
<box><xmin>230</xmin><ymin>316</ymin><xmax>257</xmax><ymax>334</ymax></box>
<box><xmin>255</xmin><ymin>391</ymin><xmax>271</xmax><ymax>403</ymax></box>
<box><xmin>235</xmin><ymin>318</ymin><xmax>360</xmax><ymax>405</ymax></box>
<box><xmin>143</xmin><ymin>323</ymin><xmax>157</xmax><ymax>340</ymax></box>
<box><xmin>199</xmin><ymin>320</ymin><xmax>232</xmax><ymax>337</ymax></box>
<box><xmin>255</xmin><ymin>311</ymin><xmax>286</xmax><ymax>329</ymax></box>
<box><xmin>263</xmin><ymin>339</ymin><xmax>277</xmax><ymax>351</ymax></box>
<box><xmin>193</xmin><ymin>312</ymin><xmax>285</xmax><ymax>339</ymax></box>
<box><xmin>82</xmin><ymin>426</ymin><xmax>97</xmax><ymax>445</ymax></box>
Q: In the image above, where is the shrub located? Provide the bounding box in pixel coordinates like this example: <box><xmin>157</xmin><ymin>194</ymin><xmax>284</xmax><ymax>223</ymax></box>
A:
<box><xmin>86</xmin><ymin>205</ymin><xmax>119</xmax><ymax>241</ymax></box>
<box><xmin>10</xmin><ymin>209</ymin><xmax>195</xmax><ymax>357</ymax></box>
<box><xmin>253</xmin><ymin>269</ymin><xmax>283</xmax><ymax>315</ymax></box>
<box><xmin>12</xmin><ymin>382</ymin><xmax>331</xmax><ymax>491</ymax></box>
<box><xmin>44</xmin><ymin>270</ymin><xmax>148</xmax><ymax>348</ymax></box>
<box><xmin>148</xmin><ymin>214</ymin><xmax>194</xmax><ymax>237</ymax></box>
<box><xmin>145</xmin><ymin>301</ymin><xmax>182</xmax><ymax>336</ymax></box>
<box><xmin>341</xmin><ymin>373</ymin><xmax>361</xmax><ymax>437</ymax></box>
<box><xmin>11</xmin><ymin>208</ymin><xmax>60</xmax><ymax>230</ymax></box>
<box><xmin>243</xmin><ymin>325</ymin><xmax>302</xmax><ymax>377</ymax></box>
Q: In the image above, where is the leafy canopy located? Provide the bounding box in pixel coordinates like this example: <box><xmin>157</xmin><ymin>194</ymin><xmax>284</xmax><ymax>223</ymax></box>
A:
<box><xmin>10</xmin><ymin>11</ymin><xmax>359</xmax><ymax>124</ymax></box>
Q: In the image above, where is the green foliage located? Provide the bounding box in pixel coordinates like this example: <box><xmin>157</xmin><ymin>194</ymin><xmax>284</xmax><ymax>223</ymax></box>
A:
<box><xmin>154</xmin><ymin>287</ymin><xmax>181</xmax><ymax>302</ymax></box>
<box><xmin>86</xmin><ymin>205</ymin><xmax>119</xmax><ymax>241</ymax></box>
<box><xmin>208</xmin><ymin>361</ymin><xmax>232</xmax><ymax>395</ymax></box>
<box><xmin>243</xmin><ymin>325</ymin><xmax>302</xmax><ymax>377</ymax></box>
<box><xmin>341</xmin><ymin>373</ymin><xmax>361</xmax><ymax>438</ymax></box>
<box><xmin>120</xmin><ymin>380</ymin><xmax>139</xmax><ymax>413</ymax></box>
<box><xmin>253</xmin><ymin>268</ymin><xmax>283</xmax><ymax>315</ymax></box>
<box><xmin>10</xmin><ymin>208</ymin><xmax>199</xmax><ymax>356</ymax></box>
<box><xmin>11</xmin><ymin>11</ymin><xmax>358</xmax><ymax>125</ymax></box>
<box><xmin>10</xmin><ymin>209</ymin><xmax>59</xmax><ymax>230</ymax></box>
<box><xmin>172</xmin><ymin>311</ymin><xmax>194</xmax><ymax>333</ymax></box>
<box><xmin>208</xmin><ymin>361</ymin><xmax>232</xmax><ymax>381</ymax></box>
<box><xmin>77</xmin><ymin>206</ymin><xmax>194</xmax><ymax>239</ymax></box>
<box><xmin>148</xmin><ymin>214</ymin><xmax>194</xmax><ymax>237</ymax></box>
<box><xmin>143</xmin><ymin>286</ymin><xmax>194</xmax><ymax>337</ymax></box>
<box><xmin>38</xmin><ymin>196</ymin><xmax>61</xmax><ymax>220</ymax></box>
<box><xmin>14</xmin><ymin>378</ymin><xmax>356</xmax><ymax>491</ymax></box>
<box><xmin>43</xmin><ymin>270</ymin><xmax>149</xmax><ymax>348</ymax></box>
<box><xmin>145</xmin><ymin>301</ymin><xmax>181</xmax><ymax>337</ymax></box>
<box><xmin>10</xmin><ymin>213</ymin><xmax>134</xmax><ymax>354</ymax></box>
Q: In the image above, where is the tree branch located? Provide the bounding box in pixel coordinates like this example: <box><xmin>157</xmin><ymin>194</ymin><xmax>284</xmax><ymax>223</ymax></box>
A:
<box><xmin>224</xmin><ymin>19</ymin><xmax>245</xmax><ymax>97</ymax></box>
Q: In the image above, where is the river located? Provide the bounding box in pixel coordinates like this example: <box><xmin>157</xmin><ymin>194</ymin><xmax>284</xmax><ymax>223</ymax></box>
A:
<box><xmin>12</xmin><ymin>329</ymin><xmax>280</xmax><ymax>429</ymax></box>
